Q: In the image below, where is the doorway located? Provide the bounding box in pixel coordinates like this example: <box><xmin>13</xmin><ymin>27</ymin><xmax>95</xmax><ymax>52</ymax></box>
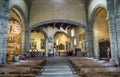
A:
<box><xmin>93</xmin><ymin>7</ymin><xmax>111</xmax><ymax>60</ymax></box>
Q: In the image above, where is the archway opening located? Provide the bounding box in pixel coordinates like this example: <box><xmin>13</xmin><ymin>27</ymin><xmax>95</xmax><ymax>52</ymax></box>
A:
<box><xmin>30</xmin><ymin>31</ymin><xmax>46</xmax><ymax>56</ymax></box>
<box><xmin>53</xmin><ymin>32</ymin><xmax>70</xmax><ymax>56</ymax></box>
<box><xmin>93</xmin><ymin>7</ymin><xmax>111</xmax><ymax>60</ymax></box>
<box><xmin>7</xmin><ymin>8</ymin><xmax>25</xmax><ymax>62</ymax></box>
<box><xmin>31</xmin><ymin>22</ymin><xmax>86</xmax><ymax>57</ymax></box>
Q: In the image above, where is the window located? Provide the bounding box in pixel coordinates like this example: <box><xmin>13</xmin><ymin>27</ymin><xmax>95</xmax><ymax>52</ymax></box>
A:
<box><xmin>71</xmin><ymin>29</ymin><xmax>75</xmax><ymax>37</ymax></box>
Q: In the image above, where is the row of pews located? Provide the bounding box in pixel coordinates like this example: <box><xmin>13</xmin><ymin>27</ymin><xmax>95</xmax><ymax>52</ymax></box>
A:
<box><xmin>0</xmin><ymin>57</ymin><xmax>46</xmax><ymax>77</ymax></box>
<box><xmin>68</xmin><ymin>57</ymin><xmax>120</xmax><ymax>77</ymax></box>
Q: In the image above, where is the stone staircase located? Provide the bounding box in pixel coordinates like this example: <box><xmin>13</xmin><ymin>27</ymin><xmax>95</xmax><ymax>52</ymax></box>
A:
<box><xmin>36</xmin><ymin>57</ymin><xmax>75</xmax><ymax>77</ymax></box>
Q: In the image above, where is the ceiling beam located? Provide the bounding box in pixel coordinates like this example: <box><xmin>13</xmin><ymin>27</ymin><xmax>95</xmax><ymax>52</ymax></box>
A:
<box><xmin>53</xmin><ymin>23</ymin><xmax>56</xmax><ymax>28</ymax></box>
<box><xmin>60</xmin><ymin>23</ymin><xmax>64</xmax><ymax>27</ymax></box>
<box><xmin>66</xmin><ymin>24</ymin><xmax>71</xmax><ymax>29</ymax></box>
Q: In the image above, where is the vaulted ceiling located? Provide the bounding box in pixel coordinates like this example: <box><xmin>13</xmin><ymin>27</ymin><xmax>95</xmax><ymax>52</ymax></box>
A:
<box><xmin>29</xmin><ymin>0</ymin><xmax>89</xmax><ymax>26</ymax></box>
<box><xmin>9</xmin><ymin>8</ymin><xmax>23</xmax><ymax>25</ymax></box>
<box><xmin>23</xmin><ymin>0</ymin><xmax>91</xmax><ymax>28</ymax></box>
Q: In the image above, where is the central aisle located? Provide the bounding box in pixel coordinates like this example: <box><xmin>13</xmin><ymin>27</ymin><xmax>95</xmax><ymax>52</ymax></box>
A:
<box><xmin>37</xmin><ymin>57</ymin><xmax>75</xmax><ymax>77</ymax></box>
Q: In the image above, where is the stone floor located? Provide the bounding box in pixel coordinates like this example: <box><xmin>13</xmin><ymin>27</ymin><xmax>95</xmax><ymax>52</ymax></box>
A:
<box><xmin>36</xmin><ymin>57</ymin><xmax>75</xmax><ymax>77</ymax></box>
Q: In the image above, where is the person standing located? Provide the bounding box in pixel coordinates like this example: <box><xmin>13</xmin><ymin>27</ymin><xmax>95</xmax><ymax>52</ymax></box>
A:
<box><xmin>106</xmin><ymin>47</ymin><xmax>111</xmax><ymax>61</ymax></box>
<box><xmin>14</xmin><ymin>55</ymin><xmax>19</xmax><ymax>62</ymax></box>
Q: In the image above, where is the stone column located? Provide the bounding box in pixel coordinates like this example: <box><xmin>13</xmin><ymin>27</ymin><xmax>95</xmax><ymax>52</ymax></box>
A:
<box><xmin>116</xmin><ymin>16</ymin><xmax>120</xmax><ymax>66</ymax></box>
<box><xmin>21</xmin><ymin>29</ymin><xmax>26</xmax><ymax>54</ymax></box>
<box><xmin>25</xmin><ymin>28</ymin><xmax>30</xmax><ymax>53</ymax></box>
<box><xmin>86</xmin><ymin>26</ymin><xmax>95</xmax><ymax>58</ymax></box>
<box><xmin>0</xmin><ymin>0</ymin><xmax>9</xmax><ymax>64</ymax></box>
<box><xmin>115</xmin><ymin>1</ymin><xmax>120</xmax><ymax>66</ymax></box>
<box><xmin>45</xmin><ymin>38</ymin><xmax>48</xmax><ymax>56</ymax></box>
<box><xmin>45</xmin><ymin>38</ymin><xmax>53</xmax><ymax>56</ymax></box>
<box><xmin>107</xmin><ymin>0</ymin><xmax>119</xmax><ymax>65</ymax></box>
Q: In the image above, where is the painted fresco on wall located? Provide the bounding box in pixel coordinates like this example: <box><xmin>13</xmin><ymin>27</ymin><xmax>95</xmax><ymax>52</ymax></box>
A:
<box><xmin>7</xmin><ymin>20</ymin><xmax>22</xmax><ymax>62</ymax></box>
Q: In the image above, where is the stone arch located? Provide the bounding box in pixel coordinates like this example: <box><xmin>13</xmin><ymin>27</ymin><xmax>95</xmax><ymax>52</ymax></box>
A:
<box><xmin>53</xmin><ymin>31</ymin><xmax>70</xmax><ymax>46</ymax></box>
<box><xmin>9</xmin><ymin>5</ymin><xmax>28</xmax><ymax>54</ymax></box>
<box><xmin>53</xmin><ymin>31</ymin><xmax>70</xmax><ymax>39</ymax></box>
<box><xmin>89</xmin><ymin>4</ymin><xmax>107</xmax><ymax>29</ymax></box>
<box><xmin>87</xmin><ymin>5</ymin><xmax>108</xmax><ymax>58</ymax></box>
<box><xmin>40</xmin><ymin>30</ymin><xmax>48</xmax><ymax>39</ymax></box>
<box><xmin>9</xmin><ymin>5</ymin><xmax>28</xmax><ymax>29</ymax></box>
<box><xmin>30</xmin><ymin>20</ymin><xmax>86</xmax><ymax>31</ymax></box>
<box><xmin>53</xmin><ymin>31</ymin><xmax>70</xmax><ymax>55</ymax></box>
<box><xmin>90</xmin><ymin>6</ymin><xmax>111</xmax><ymax>59</ymax></box>
<box><xmin>30</xmin><ymin>20</ymin><xmax>86</xmax><ymax>56</ymax></box>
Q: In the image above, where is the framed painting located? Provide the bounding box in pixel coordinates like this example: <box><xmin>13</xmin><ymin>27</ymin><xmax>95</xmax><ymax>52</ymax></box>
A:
<box><xmin>30</xmin><ymin>42</ymin><xmax>36</xmax><ymax>49</ymax></box>
<box><xmin>41</xmin><ymin>39</ymin><xmax>45</xmax><ymax>49</ymax></box>
<box><xmin>79</xmin><ymin>33</ymin><xmax>85</xmax><ymax>41</ymax></box>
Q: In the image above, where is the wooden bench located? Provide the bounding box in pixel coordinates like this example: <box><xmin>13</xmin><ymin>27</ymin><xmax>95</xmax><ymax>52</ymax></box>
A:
<box><xmin>0</xmin><ymin>74</ymin><xmax>18</xmax><ymax>77</ymax></box>
<box><xmin>0</xmin><ymin>74</ymin><xmax>36</xmax><ymax>77</ymax></box>
<box><xmin>19</xmin><ymin>74</ymin><xmax>36</xmax><ymax>77</ymax></box>
<box><xmin>68</xmin><ymin>57</ymin><xmax>119</xmax><ymax>77</ymax></box>
<box><xmin>86</xmin><ymin>73</ymin><xmax>118</xmax><ymax>77</ymax></box>
<box><xmin>0</xmin><ymin>58</ymin><xmax>45</xmax><ymax>77</ymax></box>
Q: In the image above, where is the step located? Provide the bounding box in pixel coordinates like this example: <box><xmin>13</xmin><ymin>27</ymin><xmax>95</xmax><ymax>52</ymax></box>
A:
<box><xmin>36</xmin><ymin>74</ymin><xmax>74</xmax><ymax>77</ymax></box>
<box><xmin>44</xmin><ymin>66</ymin><xmax>70</xmax><ymax>69</ymax></box>
<box><xmin>44</xmin><ymin>68</ymin><xmax>71</xmax><ymax>71</ymax></box>
<box><xmin>42</xmin><ymin>71</ymin><xmax>73</xmax><ymax>75</ymax></box>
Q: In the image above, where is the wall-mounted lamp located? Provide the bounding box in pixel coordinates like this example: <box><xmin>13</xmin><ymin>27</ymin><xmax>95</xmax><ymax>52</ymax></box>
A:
<box><xmin>56</xmin><ymin>39</ymin><xmax>59</xmax><ymax>45</ymax></box>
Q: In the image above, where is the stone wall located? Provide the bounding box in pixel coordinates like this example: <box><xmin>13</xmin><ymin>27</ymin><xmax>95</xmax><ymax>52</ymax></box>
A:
<box><xmin>114</xmin><ymin>0</ymin><xmax>120</xmax><ymax>65</ymax></box>
<box><xmin>0</xmin><ymin>0</ymin><xmax>9</xmax><ymax>64</ymax></box>
<box><xmin>30</xmin><ymin>0</ymin><xmax>86</xmax><ymax>26</ymax></box>
<box><xmin>74</xmin><ymin>27</ymin><xmax>85</xmax><ymax>49</ymax></box>
<box><xmin>107</xmin><ymin>0</ymin><xmax>119</xmax><ymax>65</ymax></box>
<box><xmin>88</xmin><ymin>0</ymin><xmax>107</xmax><ymax>19</ymax></box>
<box><xmin>30</xmin><ymin>32</ymin><xmax>45</xmax><ymax>52</ymax></box>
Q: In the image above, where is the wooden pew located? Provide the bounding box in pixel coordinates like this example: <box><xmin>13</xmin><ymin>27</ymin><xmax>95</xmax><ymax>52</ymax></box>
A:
<box><xmin>0</xmin><ymin>74</ymin><xmax>18</xmax><ymax>77</ymax></box>
<box><xmin>0</xmin><ymin>59</ymin><xmax>45</xmax><ymax>77</ymax></box>
<box><xmin>68</xmin><ymin>57</ymin><xmax>120</xmax><ymax>77</ymax></box>
<box><xmin>0</xmin><ymin>67</ymin><xmax>31</xmax><ymax>74</ymax></box>
<box><xmin>77</xmin><ymin>73</ymin><xmax>117</xmax><ymax>77</ymax></box>
<box><xmin>86</xmin><ymin>73</ymin><xmax>118</xmax><ymax>77</ymax></box>
<box><xmin>79</xmin><ymin>67</ymin><xmax>120</xmax><ymax>76</ymax></box>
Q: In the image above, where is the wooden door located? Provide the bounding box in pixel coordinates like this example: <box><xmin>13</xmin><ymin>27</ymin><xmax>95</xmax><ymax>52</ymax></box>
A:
<box><xmin>99</xmin><ymin>40</ymin><xmax>111</xmax><ymax>59</ymax></box>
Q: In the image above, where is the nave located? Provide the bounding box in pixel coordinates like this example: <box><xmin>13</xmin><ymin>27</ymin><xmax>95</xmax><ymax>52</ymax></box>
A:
<box><xmin>36</xmin><ymin>57</ymin><xmax>75</xmax><ymax>77</ymax></box>
<box><xmin>0</xmin><ymin>56</ymin><xmax>120</xmax><ymax>77</ymax></box>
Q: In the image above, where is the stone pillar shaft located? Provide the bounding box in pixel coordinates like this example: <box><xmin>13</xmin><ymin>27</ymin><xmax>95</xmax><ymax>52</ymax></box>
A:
<box><xmin>86</xmin><ymin>28</ymin><xmax>95</xmax><ymax>57</ymax></box>
<box><xmin>0</xmin><ymin>0</ymin><xmax>9</xmax><ymax>64</ymax></box>
<box><xmin>107</xmin><ymin>0</ymin><xmax>119</xmax><ymax>64</ymax></box>
<box><xmin>116</xmin><ymin>17</ymin><xmax>120</xmax><ymax>66</ymax></box>
<box><xmin>25</xmin><ymin>29</ymin><xmax>30</xmax><ymax>53</ymax></box>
